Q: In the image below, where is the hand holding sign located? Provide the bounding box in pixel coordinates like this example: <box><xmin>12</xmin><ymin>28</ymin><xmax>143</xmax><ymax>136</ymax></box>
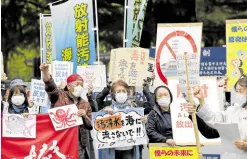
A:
<box><xmin>166</xmin><ymin>139</ymin><xmax>176</xmax><ymax>147</ymax></box>
<box><xmin>104</xmin><ymin>106</ymin><xmax>114</xmax><ymax>115</ymax></box>
<box><xmin>234</xmin><ymin>140</ymin><xmax>247</xmax><ymax>151</ymax></box>
<box><xmin>77</xmin><ymin>109</ymin><xmax>86</xmax><ymax>117</ymax></box>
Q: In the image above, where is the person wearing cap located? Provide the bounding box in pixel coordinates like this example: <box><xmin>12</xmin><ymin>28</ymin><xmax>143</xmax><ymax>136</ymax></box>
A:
<box><xmin>40</xmin><ymin>64</ymin><xmax>94</xmax><ymax>159</ymax></box>
<box><xmin>2</xmin><ymin>79</ymin><xmax>29</xmax><ymax>114</ymax></box>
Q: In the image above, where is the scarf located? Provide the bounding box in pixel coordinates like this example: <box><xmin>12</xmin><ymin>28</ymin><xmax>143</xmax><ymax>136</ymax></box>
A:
<box><xmin>12</xmin><ymin>104</ymin><xmax>27</xmax><ymax>113</ymax></box>
<box><xmin>111</xmin><ymin>100</ymin><xmax>132</xmax><ymax>110</ymax></box>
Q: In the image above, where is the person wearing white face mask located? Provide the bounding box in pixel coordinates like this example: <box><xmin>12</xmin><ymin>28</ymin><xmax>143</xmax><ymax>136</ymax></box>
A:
<box><xmin>187</xmin><ymin>75</ymin><xmax>247</xmax><ymax>158</ymax></box>
<box><xmin>146</xmin><ymin>85</ymin><xmax>176</xmax><ymax>147</ymax></box>
<box><xmin>40</xmin><ymin>64</ymin><xmax>94</xmax><ymax>159</ymax></box>
<box><xmin>2</xmin><ymin>79</ymin><xmax>29</xmax><ymax>114</ymax></box>
<box><xmin>101</xmin><ymin>80</ymin><xmax>141</xmax><ymax>159</ymax></box>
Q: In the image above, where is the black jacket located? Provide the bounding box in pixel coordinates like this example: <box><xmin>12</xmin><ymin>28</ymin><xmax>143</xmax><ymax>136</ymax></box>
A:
<box><xmin>86</xmin><ymin>93</ymin><xmax>98</xmax><ymax>112</ymax></box>
<box><xmin>147</xmin><ymin>105</ymin><xmax>173</xmax><ymax>143</ymax></box>
<box><xmin>189</xmin><ymin>115</ymin><xmax>220</xmax><ymax>139</ymax></box>
<box><xmin>95</xmin><ymin>87</ymin><xmax>112</xmax><ymax>110</ymax></box>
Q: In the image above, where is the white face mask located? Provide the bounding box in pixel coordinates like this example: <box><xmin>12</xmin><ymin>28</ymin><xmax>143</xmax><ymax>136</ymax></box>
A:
<box><xmin>72</xmin><ymin>86</ymin><xmax>83</xmax><ymax>97</ymax></box>
<box><xmin>115</xmin><ymin>92</ymin><xmax>128</xmax><ymax>104</ymax></box>
<box><xmin>235</xmin><ymin>94</ymin><xmax>247</xmax><ymax>107</ymax></box>
<box><xmin>11</xmin><ymin>95</ymin><xmax>25</xmax><ymax>106</ymax></box>
<box><xmin>157</xmin><ymin>97</ymin><xmax>170</xmax><ymax>108</ymax></box>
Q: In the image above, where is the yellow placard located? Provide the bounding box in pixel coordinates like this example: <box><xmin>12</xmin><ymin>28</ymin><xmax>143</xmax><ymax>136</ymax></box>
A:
<box><xmin>149</xmin><ymin>145</ymin><xmax>198</xmax><ymax>159</ymax></box>
<box><xmin>226</xmin><ymin>19</ymin><xmax>247</xmax><ymax>91</ymax></box>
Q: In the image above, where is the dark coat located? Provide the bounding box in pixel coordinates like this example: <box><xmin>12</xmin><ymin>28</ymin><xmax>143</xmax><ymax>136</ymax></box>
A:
<box><xmin>147</xmin><ymin>105</ymin><xmax>173</xmax><ymax>143</ymax></box>
<box><xmin>86</xmin><ymin>93</ymin><xmax>98</xmax><ymax>112</ymax></box>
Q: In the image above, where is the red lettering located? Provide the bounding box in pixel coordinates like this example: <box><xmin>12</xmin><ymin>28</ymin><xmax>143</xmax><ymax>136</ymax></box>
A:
<box><xmin>176</xmin><ymin>121</ymin><xmax>184</xmax><ymax>128</ymax></box>
<box><xmin>166</xmin><ymin>150</ymin><xmax>173</xmax><ymax>156</ymax></box>
<box><xmin>185</xmin><ymin>121</ymin><xmax>193</xmax><ymax>128</ymax></box>
<box><xmin>155</xmin><ymin>150</ymin><xmax>161</xmax><ymax>157</ymax></box>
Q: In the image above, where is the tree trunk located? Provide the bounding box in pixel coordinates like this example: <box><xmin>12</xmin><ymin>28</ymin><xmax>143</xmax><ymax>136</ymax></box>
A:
<box><xmin>195</xmin><ymin>0</ymin><xmax>205</xmax><ymax>22</ymax></box>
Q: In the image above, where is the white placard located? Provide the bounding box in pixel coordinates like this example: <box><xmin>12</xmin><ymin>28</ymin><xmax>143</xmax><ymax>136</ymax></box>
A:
<box><xmin>92</xmin><ymin>108</ymin><xmax>148</xmax><ymax>149</ymax></box>
<box><xmin>3</xmin><ymin>114</ymin><xmax>36</xmax><ymax>138</ymax></box>
<box><xmin>48</xmin><ymin>104</ymin><xmax>83</xmax><ymax>131</ymax></box>
<box><xmin>169</xmin><ymin>77</ymin><xmax>221</xmax><ymax>145</ymax></box>
<box><xmin>31</xmin><ymin>79</ymin><xmax>49</xmax><ymax>107</ymax></box>
<box><xmin>176</xmin><ymin>53</ymin><xmax>200</xmax><ymax>101</ymax></box>
<box><xmin>52</xmin><ymin>61</ymin><xmax>73</xmax><ymax>86</ymax></box>
<box><xmin>109</xmin><ymin>48</ymin><xmax>149</xmax><ymax>86</ymax></box>
<box><xmin>154</xmin><ymin>23</ymin><xmax>202</xmax><ymax>86</ymax></box>
<box><xmin>77</xmin><ymin>65</ymin><xmax>107</xmax><ymax>88</ymax></box>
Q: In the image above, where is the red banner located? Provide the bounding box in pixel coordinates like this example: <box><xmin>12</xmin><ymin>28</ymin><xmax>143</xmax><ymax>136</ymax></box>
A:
<box><xmin>1</xmin><ymin>114</ymin><xmax>78</xmax><ymax>159</ymax></box>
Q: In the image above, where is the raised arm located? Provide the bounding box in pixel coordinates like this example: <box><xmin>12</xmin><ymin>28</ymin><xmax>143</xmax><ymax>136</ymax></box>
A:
<box><xmin>40</xmin><ymin>64</ymin><xmax>59</xmax><ymax>105</ymax></box>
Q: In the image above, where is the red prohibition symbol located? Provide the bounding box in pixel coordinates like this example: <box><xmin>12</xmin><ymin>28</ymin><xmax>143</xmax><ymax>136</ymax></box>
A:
<box><xmin>156</xmin><ymin>31</ymin><xmax>198</xmax><ymax>85</ymax></box>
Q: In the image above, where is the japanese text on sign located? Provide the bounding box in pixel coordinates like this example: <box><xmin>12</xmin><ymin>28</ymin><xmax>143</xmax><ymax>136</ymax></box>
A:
<box><xmin>31</xmin><ymin>79</ymin><xmax>49</xmax><ymax>107</ymax></box>
<box><xmin>52</xmin><ymin>61</ymin><xmax>73</xmax><ymax>86</ymax></box>
<box><xmin>200</xmin><ymin>47</ymin><xmax>227</xmax><ymax>76</ymax></box>
<box><xmin>45</xmin><ymin>22</ymin><xmax>52</xmax><ymax>64</ymax></box>
<box><xmin>131</xmin><ymin>0</ymin><xmax>148</xmax><ymax>47</ymax></box>
<box><xmin>92</xmin><ymin>108</ymin><xmax>148</xmax><ymax>149</ymax></box>
<box><xmin>176</xmin><ymin>53</ymin><xmax>200</xmax><ymax>101</ymax></box>
<box><xmin>74</xmin><ymin>3</ymin><xmax>90</xmax><ymax>66</ymax></box>
<box><xmin>228</xmin><ymin>25</ymin><xmax>247</xmax><ymax>43</ymax></box>
<box><xmin>109</xmin><ymin>48</ymin><xmax>149</xmax><ymax>86</ymax></box>
<box><xmin>149</xmin><ymin>146</ymin><xmax>198</xmax><ymax>159</ymax></box>
<box><xmin>77</xmin><ymin>65</ymin><xmax>107</xmax><ymax>88</ymax></box>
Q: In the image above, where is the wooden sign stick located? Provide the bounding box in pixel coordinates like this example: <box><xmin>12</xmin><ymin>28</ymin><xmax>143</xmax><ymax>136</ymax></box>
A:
<box><xmin>184</xmin><ymin>52</ymin><xmax>203</xmax><ymax>159</ymax></box>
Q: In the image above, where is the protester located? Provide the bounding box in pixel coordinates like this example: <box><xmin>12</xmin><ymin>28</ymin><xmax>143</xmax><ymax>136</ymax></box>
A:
<box><xmin>40</xmin><ymin>64</ymin><xmax>94</xmax><ymax>159</ymax></box>
<box><xmin>100</xmin><ymin>80</ymin><xmax>141</xmax><ymax>159</ymax></box>
<box><xmin>96</xmin><ymin>77</ymin><xmax>155</xmax><ymax>116</ymax></box>
<box><xmin>2</xmin><ymin>79</ymin><xmax>29</xmax><ymax>114</ymax></box>
<box><xmin>146</xmin><ymin>85</ymin><xmax>176</xmax><ymax>146</ymax></box>
<box><xmin>187</xmin><ymin>75</ymin><xmax>247</xmax><ymax>157</ymax></box>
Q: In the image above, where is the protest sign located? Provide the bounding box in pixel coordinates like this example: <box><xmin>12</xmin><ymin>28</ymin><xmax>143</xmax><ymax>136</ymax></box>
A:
<box><xmin>2</xmin><ymin>114</ymin><xmax>36</xmax><ymax>138</ymax></box>
<box><xmin>40</xmin><ymin>14</ymin><xmax>54</xmax><ymax>64</ymax></box>
<box><xmin>176</xmin><ymin>53</ymin><xmax>200</xmax><ymax>102</ymax></box>
<box><xmin>200</xmin><ymin>47</ymin><xmax>226</xmax><ymax>77</ymax></box>
<box><xmin>226</xmin><ymin>19</ymin><xmax>247</xmax><ymax>91</ymax></box>
<box><xmin>168</xmin><ymin>77</ymin><xmax>221</xmax><ymax>145</ymax></box>
<box><xmin>51</xmin><ymin>61</ymin><xmax>73</xmax><ymax>86</ymax></box>
<box><xmin>147</xmin><ymin>48</ymin><xmax>155</xmax><ymax>78</ymax></box>
<box><xmin>50</xmin><ymin>0</ymin><xmax>96</xmax><ymax>73</ymax></box>
<box><xmin>109</xmin><ymin>47</ymin><xmax>149</xmax><ymax>86</ymax></box>
<box><xmin>126</xmin><ymin>0</ymin><xmax>148</xmax><ymax>47</ymax></box>
<box><xmin>48</xmin><ymin>104</ymin><xmax>83</xmax><ymax>131</ymax></box>
<box><xmin>149</xmin><ymin>144</ymin><xmax>198</xmax><ymax>159</ymax></box>
<box><xmin>92</xmin><ymin>108</ymin><xmax>148</xmax><ymax>149</ymax></box>
<box><xmin>77</xmin><ymin>65</ymin><xmax>107</xmax><ymax>88</ymax></box>
<box><xmin>154</xmin><ymin>23</ymin><xmax>202</xmax><ymax>86</ymax></box>
<box><xmin>31</xmin><ymin>79</ymin><xmax>49</xmax><ymax>107</ymax></box>
<box><xmin>149</xmin><ymin>144</ymin><xmax>220</xmax><ymax>159</ymax></box>
<box><xmin>1</xmin><ymin>114</ymin><xmax>78</xmax><ymax>158</ymax></box>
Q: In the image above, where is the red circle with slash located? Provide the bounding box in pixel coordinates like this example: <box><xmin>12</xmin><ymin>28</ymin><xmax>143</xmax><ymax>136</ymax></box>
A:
<box><xmin>156</xmin><ymin>31</ymin><xmax>198</xmax><ymax>85</ymax></box>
